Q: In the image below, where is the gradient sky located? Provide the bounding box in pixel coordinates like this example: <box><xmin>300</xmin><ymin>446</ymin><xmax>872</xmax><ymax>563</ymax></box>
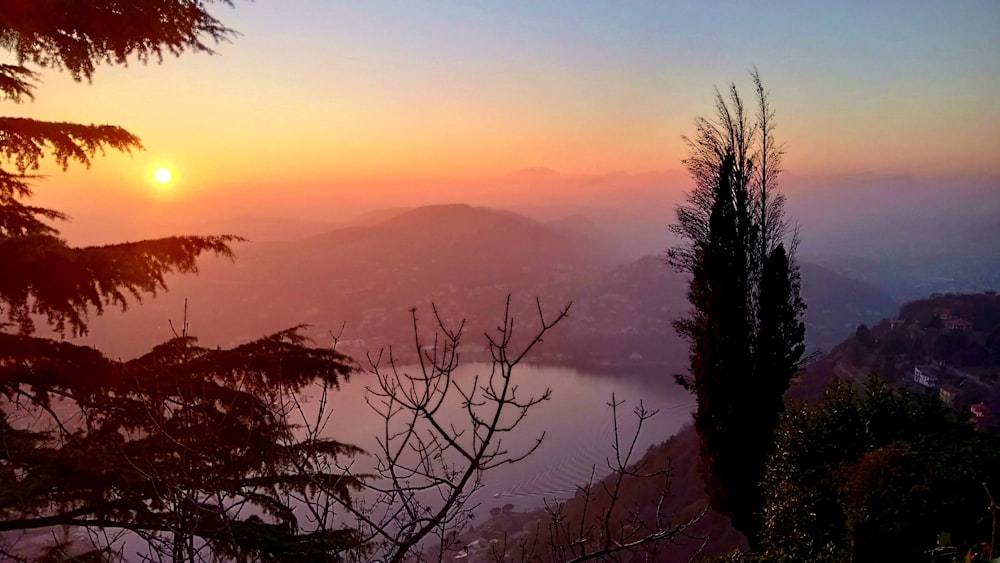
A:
<box><xmin>12</xmin><ymin>0</ymin><xmax>1000</xmax><ymax>219</ymax></box>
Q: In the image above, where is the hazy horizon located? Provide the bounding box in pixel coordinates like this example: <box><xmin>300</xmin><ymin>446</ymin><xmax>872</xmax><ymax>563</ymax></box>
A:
<box><xmin>42</xmin><ymin>169</ymin><xmax>1000</xmax><ymax>264</ymax></box>
<box><xmin>16</xmin><ymin>0</ymin><xmax>1000</xmax><ymax>363</ymax></box>
<box><xmin>19</xmin><ymin>1</ymin><xmax>1000</xmax><ymax>236</ymax></box>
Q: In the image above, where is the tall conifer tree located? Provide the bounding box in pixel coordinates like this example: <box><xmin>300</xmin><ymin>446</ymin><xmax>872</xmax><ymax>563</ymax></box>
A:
<box><xmin>0</xmin><ymin>4</ymin><xmax>367</xmax><ymax>560</ymax></box>
<box><xmin>669</xmin><ymin>71</ymin><xmax>805</xmax><ymax>542</ymax></box>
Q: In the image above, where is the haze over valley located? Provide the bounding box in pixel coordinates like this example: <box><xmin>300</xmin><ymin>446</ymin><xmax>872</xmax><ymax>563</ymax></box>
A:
<box><xmin>65</xmin><ymin>199</ymin><xmax>911</xmax><ymax>365</ymax></box>
<box><xmin>57</xmin><ymin>159</ymin><xmax>999</xmax><ymax>365</ymax></box>
<box><xmin>5</xmin><ymin>2</ymin><xmax>1000</xmax><ymax>560</ymax></box>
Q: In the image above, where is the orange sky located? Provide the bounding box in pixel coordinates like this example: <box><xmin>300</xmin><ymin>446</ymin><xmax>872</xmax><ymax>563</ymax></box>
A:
<box><xmin>9</xmin><ymin>1</ymin><xmax>999</xmax><ymax>226</ymax></box>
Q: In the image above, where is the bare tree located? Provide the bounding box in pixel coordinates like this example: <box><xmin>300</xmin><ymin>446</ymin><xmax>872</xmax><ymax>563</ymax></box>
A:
<box><xmin>296</xmin><ymin>296</ymin><xmax>565</xmax><ymax>562</ymax></box>
<box><xmin>484</xmin><ymin>397</ymin><xmax>705</xmax><ymax>563</ymax></box>
<box><xmin>287</xmin><ymin>296</ymin><xmax>702</xmax><ymax>562</ymax></box>
<box><xmin>4</xmin><ymin>295</ymin><xmax>702</xmax><ymax>562</ymax></box>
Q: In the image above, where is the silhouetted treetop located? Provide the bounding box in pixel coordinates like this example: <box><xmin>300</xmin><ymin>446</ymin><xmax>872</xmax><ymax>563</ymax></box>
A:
<box><xmin>0</xmin><ymin>117</ymin><xmax>142</xmax><ymax>204</ymax></box>
<box><xmin>669</xmin><ymin>70</ymin><xmax>804</xmax><ymax>544</ymax></box>
<box><xmin>0</xmin><ymin>234</ymin><xmax>240</xmax><ymax>336</ymax></box>
<box><xmin>132</xmin><ymin>325</ymin><xmax>355</xmax><ymax>391</ymax></box>
<box><xmin>0</xmin><ymin>2</ymin><xmax>246</xmax><ymax>338</ymax></box>
<box><xmin>0</xmin><ymin>0</ymin><xmax>237</xmax><ymax>82</ymax></box>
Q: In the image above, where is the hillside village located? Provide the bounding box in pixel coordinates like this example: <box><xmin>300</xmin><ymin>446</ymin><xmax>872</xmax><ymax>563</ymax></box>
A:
<box><xmin>825</xmin><ymin>293</ymin><xmax>1000</xmax><ymax>427</ymax></box>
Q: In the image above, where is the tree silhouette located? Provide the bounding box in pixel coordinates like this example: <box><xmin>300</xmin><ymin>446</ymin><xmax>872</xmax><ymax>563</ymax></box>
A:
<box><xmin>0</xmin><ymin>1</ymin><xmax>241</xmax><ymax>336</ymax></box>
<box><xmin>668</xmin><ymin>70</ymin><xmax>806</xmax><ymax>543</ymax></box>
<box><xmin>0</xmin><ymin>1</ymin><xmax>235</xmax><ymax>82</ymax></box>
<box><xmin>0</xmin><ymin>3</ymin><xmax>369</xmax><ymax>560</ymax></box>
<box><xmin>0</xmin><ymin>329</ymin><xmax>366</xmax><ymax>561</ymax></box>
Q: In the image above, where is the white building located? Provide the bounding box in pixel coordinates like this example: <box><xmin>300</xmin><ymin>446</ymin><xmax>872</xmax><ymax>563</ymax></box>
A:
<box><xmin>913</xmin><ymin>365</ymin><xmax>940</xmax><ymax>387</ymax></box>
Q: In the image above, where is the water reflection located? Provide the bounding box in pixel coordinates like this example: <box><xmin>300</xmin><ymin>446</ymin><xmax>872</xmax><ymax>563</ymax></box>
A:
<box><xmin>311</xmin><ymin>364</ymin><xmax>695</xmax><ymax>515</ymax></box>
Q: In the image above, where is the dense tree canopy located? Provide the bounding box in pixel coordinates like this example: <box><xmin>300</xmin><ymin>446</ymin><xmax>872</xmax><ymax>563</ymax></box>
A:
<box><xmin>753</xmin><ymin>378</ymin><xmax>1000</xmax><ymax>562</ymax></box>
<box><xmin>0</xmin><ymin>329</ymin><xmax>365</xmax><ymax>561</ymax></box>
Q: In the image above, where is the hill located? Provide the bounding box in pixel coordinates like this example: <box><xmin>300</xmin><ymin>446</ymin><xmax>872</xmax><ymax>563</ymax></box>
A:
<box><xmin>556</xmin><ymin>257</ymin><xmax>896</xmax><ymax>372</ymax></box>
<box><xmin>557</xmin><ymin>255</ymin><xmax>689</xmax><ymax>372</ymax></box>
<box><xmin>70</xmin><ymin>204</ymin><xmax>625</xmax><ymax>360</ymax></box>
<box><xmin>788</xmin><ymin>292</ymin><xmax>1000</xmax><ymax>407</ymax></box>
<box><xmin>66</xmin><ymin>205</ymin><xmax>895</xmax><ymax>373</ymax></box>
<box><xmin>798</xmin><ymin>261</ymin><xmax>897</xmax><ymax>352</ymax></box>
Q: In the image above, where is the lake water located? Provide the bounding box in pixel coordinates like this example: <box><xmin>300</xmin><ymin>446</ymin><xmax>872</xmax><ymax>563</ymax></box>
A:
<box><xmin>310</xmin><ymin>363</ymin><xmax>696</xmax><ymax>517</ymax></box>
<box><xmin>5</xmin><ymin>364</ymin><xmax>694</xmax><ymax>561</ymax></box>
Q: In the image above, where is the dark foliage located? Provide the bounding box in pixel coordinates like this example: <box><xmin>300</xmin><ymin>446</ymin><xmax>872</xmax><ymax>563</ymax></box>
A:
<box><xmin>677</xmin><ymin>153</ymin><xmax>755</xmax><ymax>532</ymax></box>
<box><xmin>0</xmin><ymin>0</ymin><xmax>236</xmax><ymax>81</ymax></box>
<box><xmin>0</xmin><ymin>2</ymin><xmax>372</xmax><ymax>560</ymax></box>
<box><xmin>669</xmin><ymin>71</ymin><xmax>805</xmax><ymax>542</ymax></box>
<box><xmin>0</xmin><ymin>2</ymin><xmax>243</xmax><ymax>337</ymax></box>
<box><xmin>756</xmin><ymin>378</ymin><xmax>1000</xmax><ymax>561</ymax></box>
<box><xmin>1</xmin><ymin>234</ymin><xmax>239</xmax><ymax>335</ymax></box>
<box><xmin>0</xmin><ymin>329</ymin><xmax>366</xmax><ymax>561</ymax></box>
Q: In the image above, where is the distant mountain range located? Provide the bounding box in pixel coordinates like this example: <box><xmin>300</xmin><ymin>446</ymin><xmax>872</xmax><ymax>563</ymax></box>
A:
<box><xmin>56</xmin><ymin>169</ymin><xmax>998</xmax><ymax>305</ymax></box>
<box><xmin>70</xmin><ymin>204</ymin><xmax>897</xmax><ymax>367</ymax></box>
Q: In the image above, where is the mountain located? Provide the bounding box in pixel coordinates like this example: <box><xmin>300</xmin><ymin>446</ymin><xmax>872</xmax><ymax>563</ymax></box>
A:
<box><xmin>798</xmin><ymin>262</ymin><xmax>898</xmax><ymax>352</ymax></box>
<box><xmin>788</xmin><ymin>175</ymin><xmax>1000</xmax><ymax>300</ymax></box>
<box><xmin>341</xmin><ymin>206</ymin><xmax>413</xmax><ymax>227</ymax></box>
<box><xmin>70</xmin><ymin>204</ymin><xmax>627</xmax><ymax>360</ymax></box>
<box><xmin>551</xmin><ymin>257</ymin><xmax>896</xmax><ymax>372</ymax></box>
<box><xmin>66</xmin><ymin>204</ymin><xmax>897</xmax><ymax>372</ymax></box>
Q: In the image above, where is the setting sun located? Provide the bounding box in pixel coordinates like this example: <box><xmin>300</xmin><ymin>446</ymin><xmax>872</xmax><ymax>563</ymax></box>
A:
<box><xmin>154</xmin><ymin>168</ymin><xmax>173</xmax><ymax>184</ymax></box>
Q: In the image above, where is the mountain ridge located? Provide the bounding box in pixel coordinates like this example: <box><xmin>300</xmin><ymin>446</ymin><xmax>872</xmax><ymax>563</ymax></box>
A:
<box><xmin>65</xmin><ymin>204</ymin><xmax>896</xmax><ymax>373</ymax></box>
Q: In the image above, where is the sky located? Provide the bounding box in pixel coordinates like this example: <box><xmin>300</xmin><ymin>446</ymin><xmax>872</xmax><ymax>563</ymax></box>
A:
<box><xmin>11</xmin><ymin>0</ymin><xmax>1000</xmax><ymax>229</ymax></box>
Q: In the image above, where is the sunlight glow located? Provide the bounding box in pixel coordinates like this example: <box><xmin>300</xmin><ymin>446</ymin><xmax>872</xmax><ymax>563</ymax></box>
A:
<box><xmin>154</xmin><ymin>168</ymin><xmax>173</xmax><ymax>184</ymax></box>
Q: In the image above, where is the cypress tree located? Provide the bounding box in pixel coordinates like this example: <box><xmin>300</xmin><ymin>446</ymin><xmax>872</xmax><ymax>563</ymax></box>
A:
<box><xmin>669</xmin><ymin>71</ymin><xmax>806</xmax><ymax>543</ymax></box>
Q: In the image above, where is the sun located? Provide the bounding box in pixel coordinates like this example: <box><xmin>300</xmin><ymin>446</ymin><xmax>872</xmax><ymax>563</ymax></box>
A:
<box><xmin>154</xmin><ymin>168</ymin><xmax>173</xmax><ymax>184</ymax></box>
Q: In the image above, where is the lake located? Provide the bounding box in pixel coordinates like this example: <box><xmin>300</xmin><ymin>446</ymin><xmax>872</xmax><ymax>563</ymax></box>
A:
<box><xmin>309</xmin><ymin>363</ymin><xmax>696</xmax><ymax>518</ymax></box>
<box><xmin>6</xmin><ymin>363</ymin><xmax>694</xmax><ymax>561</ymax></box>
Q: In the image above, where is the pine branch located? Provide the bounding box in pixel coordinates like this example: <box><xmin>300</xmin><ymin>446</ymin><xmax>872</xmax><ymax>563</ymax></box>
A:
<box><xmin>0</xmin><ymin>118</ymin><xmax>141</xmax><ymax>184</ymax></box>
<box><xmin>0</xmin><ymin>234</ymin><xmax>242</xmax><ymax>335</ymax></box>
<box><xmin>0</xmin><ymin>0</ymin><xmax>237</xmax><ymax>81</ymax></box>
<box><xmin>1</xmin><ymin>329</ymin><xmax>366</xmax><ymax>559</ymax></box>
<box><xmin>0</xmin><ymin>64</ymin><xmax>37</xmax><ymax>102</ymax></box>
<box><xmin>0</xmin><ymin>200</ymin><xmax>64</xmax><ymax>236</ymax></box>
